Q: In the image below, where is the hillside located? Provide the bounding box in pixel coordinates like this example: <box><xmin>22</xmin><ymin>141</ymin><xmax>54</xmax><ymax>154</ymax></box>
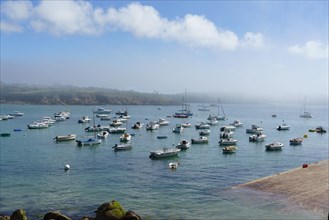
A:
<box><xmin>0</xmin><ymin>83</ymin><xmax>181</xmax><ymax>105</ymax></box>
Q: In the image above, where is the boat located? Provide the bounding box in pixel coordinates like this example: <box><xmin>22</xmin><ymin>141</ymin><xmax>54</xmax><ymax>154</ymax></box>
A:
<box><xmin>1</xmin><ymin>133</ymin><xmax>11</xmax><ymax>137</ymax></box>
<box><xmin>94</xmin><ymin>107</ymin><xmax>112</xmax><ymax>114</ymax></box>
<box><xmin>289</xmin><ymin>137</ymin><xmax>303</xmax><ymax>145</ymax></box>
<box><xmin>176</xmin><ymin>139</ymin><xmax>191</xmax><ymax>149</ymax></box>
<box><xmin>265</xmin><ymin>142</ymin><xmax>284</xmax><ymax>151</ymax></box>
<box><xmin>54</xmin><ymin>134</ymin><xmax>76</xmax><ymax>142</ymax></box>
<box><xmin>99</xmin><ymin>115</ymin><xmax>112</xmax><ymax>121</ymax></box>
<box><xmin>230</xmin><ymin>120</ymin><xmax>244</xmax><ymax>127</ymax></box>
<box><xmin>220</xmin><ymin>125</ymin><xmax>236</xmax><ymax>131</ymax></box>
<box><xmin>97</xmin><ymin>131</ymin><xmax>110</xmax><ymax>139</ymax></box>
<box><xmin>173</xmin><ymin>91</ymin><xmax>193</xmax><ymax>118</ymax></box>
<box><xmin>315</xmin><ymin>126</ymin><xmax>327</xmax><ymax>133</ymax></box>
<box><xmin>76</xmin><ymin>137</ymin><xmax>102</xmax><ymax>146</ymax></box>
<box><xmin>246</xmin><ymin>125</ymin><xmax>263</xmax><ymax>134</ymax></box>
<box><xmin>222</xmin><ymin>146</ymin><xmax>237</xmax><ymax>154</ymax></box>
<box><xmin>109</xmin><ymin>127</ymin><xmax>126</xmax><ymax>134</ymax></box>
<box><xmin>112</xmin><ymin>143</ymin><xmax>132</xmax><ymax>151</ymax></box>
<box><xmin>276</xmin><ymin>123</ymin><xmax>290</xmax><ymax>131</ymax></box>
<box><xmin>168</xmin><ymin>162</ymin><xmax>180</xmax><ymax>169</ymax></box>
<box><xmin>172</xmin><ymin>124</ymin><xmax>183</xmax><ymax>133</ymax></box>
<box><xmin>27</xmin><ymin>122</ymin><xmax>49</xmax><ymax>129</ymax></box>
<box><xmin>157</xmin><ymin>135</ymin><xmax>168</xmax><ymax>139</ymax></box>
<box><xmin>149</xmin><ymin>147</ymin><xmax>181</xmax><ymax>159</ymax></box>
<box><xmin>217</xmin><ymin>98</ymin><xmax>226</xmax><ymax>120</ymax></box>
<box><xmin>249</xmin><ymin>134</ymin><xmax>266</xmax><ymax>142</ymax></box>
<box><xmin>181</xmin><ymin>122</ymin><xmax>191</xmax><ymax>128</ymax></box>
<box><xmin>146</xmin><ymin>122</ymin><xmax>160</xmax><ymax>131</ymax></box>
<box><xmin>42</xmin><ymin>117</ymin><xmax>56</xmax><ymax>126</ymax></box>
<box><xmin>299</xmin><ymin>97</ymin><xmax>313</xmax><ymax>118</ymax></box>
<box><xmin>195</xmin><ymin>122</ymin><xmax>210</xmax><ymax>129</ymax></box>
<box><xmin>191</xmin><ymin>136</ymin><xmax>208</xmax><ymax>144</ymax></box>
<box><xmin>120</xmin><ymin>133</ymin><xmax>132</xmax><ymax>142</ymax></box>
<box><xmin>207</xmin><ymin>119</ymin><xmax>218</xmax><ymax>126</ymax></box>
<box><xmin>109</xmin><ymin>120</ymin><xmax>122</xmax><ymax>127</ymax></box>
<box><xmin>131</xmin><ymin>122</ymin><xmax>144</xmax><ymax>129</ymax></box>
<box><xmin>219</xmin><ymin>138</ymin><xmax>237</xmax><ymax>146</ymax></box>
<box><xmin>198</xmin><ymin>105</ymin><xmax>210</xmax><ymax>111</ymax></box>
<box><xmin>115</xmin><ymin>108</ymin><xmax>128</xmax><ymax>116</ymax></box>
<box><xmin>158</xmin><ymin>118</ymin><xmax>170</xmax><ymax>126</ymax></box>
<box><xmin>78</xmin><ymin>116</ymin><xmax>91</xmax><ymax>123</ymax></box>
<box><xmin>9</xmin><ymin>111</ymin><xmax>24</xmax><ymax>117</ymax></box>
<box><xmin>199</xmin><ymin>129</ymin><xmax>211</xmax><ymax>136</ymax></box>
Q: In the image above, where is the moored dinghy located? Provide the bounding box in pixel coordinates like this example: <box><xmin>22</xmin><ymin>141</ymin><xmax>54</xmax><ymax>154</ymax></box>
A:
<box><xmin>112</xmin><ymin>143</ymin><xmax>132</xmax><ymax>151</ymax></box>
<box><xmin>149</xmin><ymin>147</ymin><xmax>181</xmax><ymax>159</ymax></box>
<box><xmin>76</xmin><ymin>137</ymin><xmax>101</xmax><ymax>146</ymax></box>
<box><xmin>289</xmin><ymin>137</ymin><xmax>303</xmax><ymax>145</ymax></box>
<box><xmin>222</xmin><ymin>146</ymin><xmax>237</xmax><ymax>154</ymax></box>
<box><xmin>168</xmin><ymin>162</ymin><xmax>180</xmax><ymax>169</ymax></box>
<box><xmin>54</xmin><ymin>134</ymin><xmax>77</xmax><ymax>142</ymax></box>
<box><xmin>265</xmin><ymin>142</ymin><xmax>284</xmax><ymax>151</ymax></box>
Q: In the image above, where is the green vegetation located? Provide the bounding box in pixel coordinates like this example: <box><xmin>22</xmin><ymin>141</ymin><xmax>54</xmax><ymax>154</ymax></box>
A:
<box><xmin>0</xmin><ymin>82</ymin><xmax>181</xmax><ymax>105</ymax></box>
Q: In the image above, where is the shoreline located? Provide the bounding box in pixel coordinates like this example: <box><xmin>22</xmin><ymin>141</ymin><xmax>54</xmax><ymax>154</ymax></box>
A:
<box><xmin>234</xmin><ymin>160</ymin><xmax>329</xmax><ymax>216</ymax></box>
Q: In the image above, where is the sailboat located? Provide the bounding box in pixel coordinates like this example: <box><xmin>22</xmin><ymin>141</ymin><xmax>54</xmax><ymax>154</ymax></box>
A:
<box><xmin>217</xmin><ymin>98</ymin><xmax>226</xmax><ymax>120</ymax></box>
<box><xmin>173</xmin><ymin>90</ymin><xmax>193</xmax><ymax>118</ymax></box>
<box><xmin>300</xmin><ymin>97</ymin><xmax>313</xmax><ymax>118</ymax></box>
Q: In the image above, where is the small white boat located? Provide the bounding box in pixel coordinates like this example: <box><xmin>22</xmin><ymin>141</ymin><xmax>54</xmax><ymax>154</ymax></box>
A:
<box><xmin>219</xmin><ymin>138</ymin><xmax>237</xmax><ymax>146</ymax></box>
<box><xmin>249</xmin><ymin>134</ymin><xmax>266</xmax><ymax>142</ymax></box>
<box><xmin>199</xmin><ymin>129</ymin><xmax>211</xmax><ymax>136</ymax></box>
<box><xmin>54</xmin><ymin>134</ymin><xmax>76</xmax><ymax>142</ymax></box>
<box><xmin>230</xmin><ymin>120</ymin><xmax>244</xmax><ymax>127</ymax></box>
<box><xmin>168</xmin><ymin>162</ymin><xmax>180</xmax><ymax>169</ymax></box>
<box><xmin>9</xmin><ymin>111</ymin><xmax>24</xmax><ymax>117</ymax></box>
<box><xmin>99</xmin><ymin>115</ymin><xmax>112</xmax><ymax>121</ymax></box>
<box><xmin>27</xmin><ymin>122</ymin><xmax>49</xmax><ymax>129</ymax></box>
<box><xmin>76</xmin><ymin>137</ymin><xmax>102</xmax><ymax>146</ymax></box>
<box><xmin>207</xmin><ymin>119</ymin><xmax>218</xmax><ymax>126</ymax></box>
<box><xmin>120</xmin><ymin>133</ymin><xmax>131</xmax><ymax>142</ymax></box>
<box><xmin>78</xmin><ymin>116</ymin><xmax>91</xmax><ymax>123</ymax></box>
<box><xmin>246</xmin><ymin>125</ymin><xmax>263</xmax><ymax>134</ymax></box>
<box><xmin>220</xmin><ymin>125</ymin><xmax>236</xmax><ymax>132</ymax></box>
<box><xmin>289</xmin><ymin>137</ymin><xmax>303</xmax><ymax>145</ymax></box>
<box><xmin>149</xmin><ymin>147</ymin><xmax>181</xmax><ymax>159</ymax></box>
<box><xmin>97</xmin><ymin>131</ymin><xmax>110</xmax><ymax>139</ymax></box>
<box><xmin>110</xmin><ymin>120</ymin><xmax>122</xmax><ymax>127</ymax></box>
<box><xmin>222</xmin><ymin>146</ymin><xmax>237</xmax><ymax>154</ymax></box>
<box><xmin>42</xmin><ymin>117</ymin><xmax>56</xmax><ymax>126</ymax></box>
<box><xmin>172</xmin><ymin>124</ymin><xmax>183</xmax><ymax>133</ymax></box>
<box><xmin>112</xmin><ymin>143</ymin><xmax>132</xmax><ymax>151</ymax></box>
<box><xmin>94</xmin><ymin>107</ymin><xmax>112</xmax><ymax>114</ymax></box>
<box><xmin>195</xmin><ymin>122</ymin><xmax>210</xmax><ymax>129</ymax></box>
<box><xmin>300</xmin><ymin>112</ymin><xmax>313</xmax><ymax>118</ymax></box>
<box><xmin>158</xmin><ymin>118</ymin><xmax>170</xmax><ymax>126</ymax></box>
<box><xmin>276</xmin><ymin>123</ymin><xmax>290</xmax><ymax>131</ymax></box>
<box><xmin>265</xmin><ymin>142</ymin><xmax>284</xmax><ymax>151</ymax></box>
<box><xmin>109</xmin><ymin>127</ymin><xmax>126</xmax><ymax>134</ymax></box>
<box><xmin>146</xmin><ymin>122</ymin><xmax>160</xmax><ymax>131</ymax></box>
<box><xmin>191</xmin><ymin>136</ymin><xmax>208</xmax><ymax>144</ymax></box>
<box><xmin>181</xmin><ymin>123</ymin><xmax>191</xmax><ymax>128</ymax></box>
<box><xmin>176</xmin><ymin>139</ymin><xmax>191</xmax><ymax>149</ymax></box>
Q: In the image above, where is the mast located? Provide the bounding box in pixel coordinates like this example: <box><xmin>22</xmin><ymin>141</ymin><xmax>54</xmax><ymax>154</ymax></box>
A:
<box><xmin>218</xmin><ymin>98</ymin><xmax>226</xmax><ymax>117</ymax></box>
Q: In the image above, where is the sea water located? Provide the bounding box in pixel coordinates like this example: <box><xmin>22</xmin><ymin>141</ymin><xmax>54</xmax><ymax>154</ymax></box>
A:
<box><xmin>0</xmin><ymin>103</ymin><xmax>328</xmax><ymax>219</ymax></box>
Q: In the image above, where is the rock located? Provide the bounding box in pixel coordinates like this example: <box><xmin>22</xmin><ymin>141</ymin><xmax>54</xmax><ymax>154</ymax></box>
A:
<box><xmin>44</xmin><ymin>211</ymin><xmax>71</xmax><ymax>220</ymax></box>
<box><xmin>0</xmin><ymin>216</ymin><xmax>10</xmax><ymax>220</ymax></box>
<box><xmin>95</xmin><ymin>200</ymin><xmax>126</xmax><ymax>220</ymax></box>
<box><xmin>122</xmin><ymin>211</ymin><xmax>142</xmax><ymax>220</ymax></box>
<box><xmin>80</xmin><ymin>217</ymin><xmax>95</xmax><ymax>220</ymax></box>
<box><xmin>11</xmin><ymin>209</ymin><xmax>27</xmax><ymax>220</ymax></box>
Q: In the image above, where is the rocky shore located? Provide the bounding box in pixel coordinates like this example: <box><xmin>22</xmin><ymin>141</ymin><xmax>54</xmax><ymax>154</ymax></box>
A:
<box><xmin>0</xmin><ymin>200</ymin><xmax>141</xmax><ymax>220</ymax></box>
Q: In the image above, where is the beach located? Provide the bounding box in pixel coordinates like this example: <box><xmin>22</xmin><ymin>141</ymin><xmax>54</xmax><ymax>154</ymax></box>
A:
<box><xmin>236</xmin><ymin>160</ymin><xmax>329</xmax><ymax>216</ymax></box>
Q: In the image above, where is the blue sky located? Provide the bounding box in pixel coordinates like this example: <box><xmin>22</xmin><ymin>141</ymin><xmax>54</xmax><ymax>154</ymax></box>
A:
<box><xmin>1</xmin><ymin>0</ymin><xmax>328</xmax><ymax>103</ymax></box>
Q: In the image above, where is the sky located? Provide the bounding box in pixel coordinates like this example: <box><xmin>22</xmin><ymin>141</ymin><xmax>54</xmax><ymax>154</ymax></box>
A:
<box><xmin>0</xmin><ymin>0</ymin><xmax>328</xmax><ymax>104</ymax></box>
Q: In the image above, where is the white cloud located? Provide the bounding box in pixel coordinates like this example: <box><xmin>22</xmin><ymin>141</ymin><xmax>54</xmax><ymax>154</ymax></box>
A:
<box><xmin>0</xmin><ymin>21</ymin><xmax>23</xmax><ymax>33</ymax></box>
<box><xmin>1</xmin><ymin>0</ymin><xmax>33</xmax><ymax>20</ymax></box>
<box><xmin>288</xmin><ymin>41</ymin><xmax>328</xmax><ymax>59</ymax></box>
<box><xmin>0</xmin><ymin>1</ymin><xmax>262</xmax><ymax>51</ymax></box>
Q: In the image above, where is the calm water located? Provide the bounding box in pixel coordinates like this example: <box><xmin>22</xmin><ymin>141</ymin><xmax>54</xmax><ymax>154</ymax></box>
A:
<box><xmin>0</xmin><ymin>103</ymin><xmax>328</xmax><ymax>219</ymax></box>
